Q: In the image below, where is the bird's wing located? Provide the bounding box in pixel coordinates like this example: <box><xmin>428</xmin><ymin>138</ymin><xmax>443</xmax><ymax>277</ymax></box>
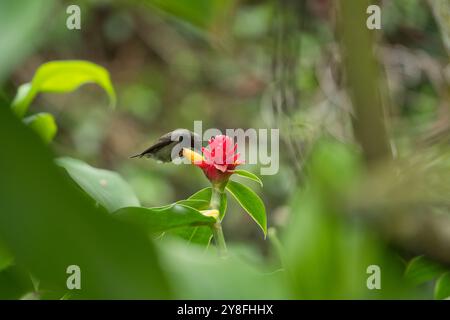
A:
<box><xmin>130</xmin><ymin>134</ymin><xmax>175</xmax><ymax>159</ymax></box>
<box><xmin>130</xmin><ymin>129</ymin><xmax>203</xmax><ymax>160</ymax></box>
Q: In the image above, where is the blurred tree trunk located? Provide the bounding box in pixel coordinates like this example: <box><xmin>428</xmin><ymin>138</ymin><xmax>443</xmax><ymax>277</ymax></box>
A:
<box><xmin>428</xmin><ymin>0</ymin><xmax>450</xmax><ymax>57</ymax></box>
<box><xmin>337</xmin><ymin>0</ymin><xmax>391</xmax><ymax>164</ymax></box>
<box><xmin>337</xmin><ymin>0</ymin><xmax>450</xmax><ymax>267</ymax></box>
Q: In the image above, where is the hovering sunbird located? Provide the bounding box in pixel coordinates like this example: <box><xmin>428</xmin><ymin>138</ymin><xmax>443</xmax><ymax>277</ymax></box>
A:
<box><xmin>131</xmin><ymin>129</ymin><xmax>202</xmax><ymax>163</ymax></box>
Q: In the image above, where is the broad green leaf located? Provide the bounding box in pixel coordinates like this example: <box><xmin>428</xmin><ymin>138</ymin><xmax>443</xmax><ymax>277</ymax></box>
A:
<box><xmin>226</xmin><ymin>180</ymin><xmax>267</xmax><ymax>236</ymax></box>
<box><xmin>12</xmin><ymin>60</ymin><xmax>116</xmax><ymax>118</ymax></box>
<box><xmin>168</xmin><ymin>226</ymin><xmax>213</xmax><ymax>246</ymax></box>
<box><xmin>404</xmin><ymin>255</ymin><xmax>446</xmax><ymax>285</ymax></box>
<box><xmin>282</xmin><ymin>141</ymin><xmax>418</xmax><ymax>299</ymax></box>
<box><xmin>0</xmin><ymin>241</ymin><xmax>13</xmax><ymax>272</ymax></box>
<box><xmin>267</xmin><ymin>227</ymin><xmax>285</xmax><ymax>270</ymax></box>
<box><xmin>284</xmin><ymin>189</ymin><xmax>413</xmax><ymax>299</ymax></box>
<box><xmin>13</xmin><ymin>83</ymin><xmax>32</xmax><ymax>114</ymax></box>
<box><xmin>158</xmin><ymin>240</ymin><xmax>287</xmax><ymax>299</ymax></box>
<box><xmin>434</xmin><ymin>272</ymin><xmax>450</xmax><ymax>300</ymax></box>
<box><xmin>23</xmin><ymin>112</ymin><xmax>57</xmax><ymax>143</ymax></box>
<box><xmin>176</xmin><ymin>199</ymin><xmax>209</xmax><ymax>210</ymax></box>
<box><xmin>188</xmin><ymin>187</ymin><xmax>212</xmax><ymax>201</ymax></box>
<box><xmin>56</xmin><ymin>157</ymin><xmax>140</xmax><ymax>213</ymax></box>
<box><xmin>0</xmin><ymin>265</ymin><xmax>34</xmax><ymax>299</ymax></box>
<box><xmin>188</xmin><ymin>187</ymin><xmax>227</xmax><ymax>219</ymax></box>
<box><xmin>167</xmin><ymin>192</ymin><xmax>218</xmax><ymax>246</ymax></box>
<box><xmin>152</xmin><ymin>199</ymin><xmax>209</xmax><ymax>211</ymax></box>
<box><xmin>113</xmin><ymin>204</ymin><xmax>216</xmax><ymax>234</ymax></box>
<box><xmin>181</xmin><ymin>188</ymin><xmax>216</xmax><ymax>245</ymax></box>
<box><xmin>232</xmin><ymin>169</ymin><xmax>263</xmax><ymax>187</ymax></box>
<box><xmin>0</xmin><ymin>106</ymin><xmax>171</xmax><ymax>298</ymax></box>
<box><xmin>161</xmin><ymin>192</ymin><xmax>220</xmax><ymax>246</ymax></box>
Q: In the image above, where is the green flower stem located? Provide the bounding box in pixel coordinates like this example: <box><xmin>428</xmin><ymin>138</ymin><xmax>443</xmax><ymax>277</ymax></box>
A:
<box><xmin>212</xmin><ymin>222</ymin><xmax>227</xmax><ymax>258</ymax></box>
<box><xmin>211</xmin><ymin>185</ymin><xmax>227</xmax><ymax>258</ymax></box>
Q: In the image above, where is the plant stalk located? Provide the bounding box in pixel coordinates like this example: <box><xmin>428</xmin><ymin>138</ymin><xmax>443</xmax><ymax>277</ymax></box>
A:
<box><xmin>211</xmin><ymin>185</ymin><xmax>227</xmax><ymax>258</ymax></box>
<box><xmin>212</xmin><ymin>222</ymin><xmax>227</xmax><ymax>258</ymax></box>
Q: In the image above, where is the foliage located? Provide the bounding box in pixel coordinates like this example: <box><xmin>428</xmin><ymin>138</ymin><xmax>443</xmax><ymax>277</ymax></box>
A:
<box><xmin>10</xmin><ymin>60</ymin><xmax>116</xmax><ymax>145</ymax></box>
<box><xmin>56</xmin><ymin>157</ymin><xmax>140</xmax><ymax>212</ymax></box>
<box><xmin>0</xmin><ymin>106</ymin><xmax>170</xmax><ymax>299</ymax></box>
<box><xmin>226</xmin><ymin>180</ymin><xmax>267</xmax><ymax>236</ymax></box>
<box><xmin>1</xmin><ymin>0</ymin><xmax>450</xmax><ymax>301</ymax></box>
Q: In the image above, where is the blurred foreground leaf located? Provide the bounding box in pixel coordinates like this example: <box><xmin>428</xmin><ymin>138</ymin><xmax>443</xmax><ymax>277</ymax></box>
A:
<box><xmin>226</xmin><ymin>180</ymin><xmax>267</xmax><ymax>236</ymax></box>
<box><xmin>283</xmin><ymin>141</ymin><xmax>417</xmax><ymax>299</ymax></box>
<box><xmin>405</xmin><ymin>255</ymin><xmax>446</xmax><ymax>285</ymax></box>
<box><xmin>0</xmin><ymin>241</ymin><xmax>13</xmax><ymax>272</ymax></box>
<box><xmin>434</xmin><ymin>272</ymin><xmax>450</xmax><ymax>300</ymax></box>
<box><xmin>0</xmin><ymin>106</ymin><xmax>170</xmax><ymax>299</ymax></box>
<box><xmin>158</xmin><ymin>240</ymin><xmax>287</xmax><ymax>299</ymax></box>
<box><xmin>12</xmin><ymin>60</ymin><xmax>116</xmax><ymax>118</ymax></box>
<box><xmin>23</xmin><ymin>112</ymin><xmax>57</xmax><ymax>143</ymax></box>
<box><xmin>0</xmin><ymin>265</ymin><xmax>34</xmax><ymax>299</ymax></box>
<box><xmin>56</xmin><ymin>157</ymin><xmax>140</xmax><ymax>212</ymax></box>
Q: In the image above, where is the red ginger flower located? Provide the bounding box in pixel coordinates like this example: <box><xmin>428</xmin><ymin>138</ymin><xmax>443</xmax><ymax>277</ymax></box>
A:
<box><xmin>183</xmin><ymin>135</ymin><xmax>242</xmax><ymax>185</ymax></box>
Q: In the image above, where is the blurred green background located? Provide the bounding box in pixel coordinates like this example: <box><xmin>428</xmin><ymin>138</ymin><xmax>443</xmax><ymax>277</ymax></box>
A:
<box><xmin>0</xmin><ymin>0</ymin><xmax>450</xmax><ymax>299</ymax></box>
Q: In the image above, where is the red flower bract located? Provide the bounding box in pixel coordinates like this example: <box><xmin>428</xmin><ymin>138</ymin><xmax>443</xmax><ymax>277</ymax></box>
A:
<box><xmin>196</xmin><ymin>135</ymin><xmax>241</xmax><ymax>185</ymax></box>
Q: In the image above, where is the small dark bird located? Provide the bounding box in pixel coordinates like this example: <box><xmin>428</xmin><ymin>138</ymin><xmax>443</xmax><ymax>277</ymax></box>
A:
<box><xmin>131</xmin><ymin>129</ymin><xmax>202</xmax><ymax>163</ymax></box>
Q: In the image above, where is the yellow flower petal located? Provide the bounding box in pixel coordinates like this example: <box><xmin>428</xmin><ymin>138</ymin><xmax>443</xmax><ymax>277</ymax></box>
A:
<box><xmin>182</xmin><ymin>148</ymin><xmax>204</xmax><ymax>164</ymax></box>
<box><xmin>200</xmin><ymin>209</ymin><xmax>219</xmax><ymax>220</ymax></box>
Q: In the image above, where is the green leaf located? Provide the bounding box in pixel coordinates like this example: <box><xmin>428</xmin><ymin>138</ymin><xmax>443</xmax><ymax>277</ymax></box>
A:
<box><xmin>282</xmin><ymin>141</ymin><xmax>414</xmax><ymax>299</ymax></box>
<box><xmin>0</xmin><ymin>105</ymin><xmax>171</xmax><ymax>299</ymax></box>
<box><xmin>12</xmin><ymin>60</ymin><xmax>116</xmax><ymax>118</ymax></box>
<box><xmin>0</xmin><ymin>265</ymin><xmax>34</xmax><ymax>299</ymax></box>
<box><xmin>181</xmin><ymin>189</ymin><xmax>217</xmax><ymax>245</ymax></box>
<box><xmin>113</xmin><ymin>204</ymin><xmax>216</xmax><ymax>234</ymax></box>
<box><xmin>158</xmin><ymin>240</ymin><xmax>287</xmax><ymax>299</ymax></box>
<box><xmin>56</xmin><ymin>157</ymin><xmax>140</xmax><ymax>213</ymax></box>
<box><xmin>23</xmin><ymin>112</ymin><xmax>57</xmax><ymax>143</ymax></box>
<box><xmin>156</xmin><ymin>191</ymin><xmax>221</xmax><ymax>247</ymax></box>
<box><xmin>156</xmin><ymin>197</ymin><xmax>212</xmax><ymax>246</ymax></box>
<box><xmin>176</xmin><ymin>199</ymin><xmax>210</xmax><ymax>210</ymax></box>
<box><xmin>434</xmin><ymin>272</ymin><xmax>450</xmax><ymax>300</ymax></box>
<box><xmin>188</xmin><ymin>187</ymin><xmax>212</xmax><ymax>201</ymax></box>
<box><xmin>226</xmin><ymin>180</ymin><xmax>267</xmax><ymax>236</ymax></box>
<box><xmin>404</xmin><ymin>255</ymin><xmax>446</xmax><ymax>285</ymax></box>
<box><xmin>232</xmin><ymin>169</ymin><xmax>263</xmax><ymax>187</ymax></box>
<box><xmin>188</xmin><ymin>187</ymin><xmax>227</xmax><ymax>219</ymax></box>
<box><xmin>0</xmin><ymin>241</ymin><xmax>13</xmax><ymax>272</ymax></box>
<box><xmin>174</xmin><ymin>194</ymin><xmax>215</xmax><ymax>246</ymax></box>
<box><xmin>168</xmin><ymin>226</ymin><xmax>213</xmax><ymax>246</ymax></box>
